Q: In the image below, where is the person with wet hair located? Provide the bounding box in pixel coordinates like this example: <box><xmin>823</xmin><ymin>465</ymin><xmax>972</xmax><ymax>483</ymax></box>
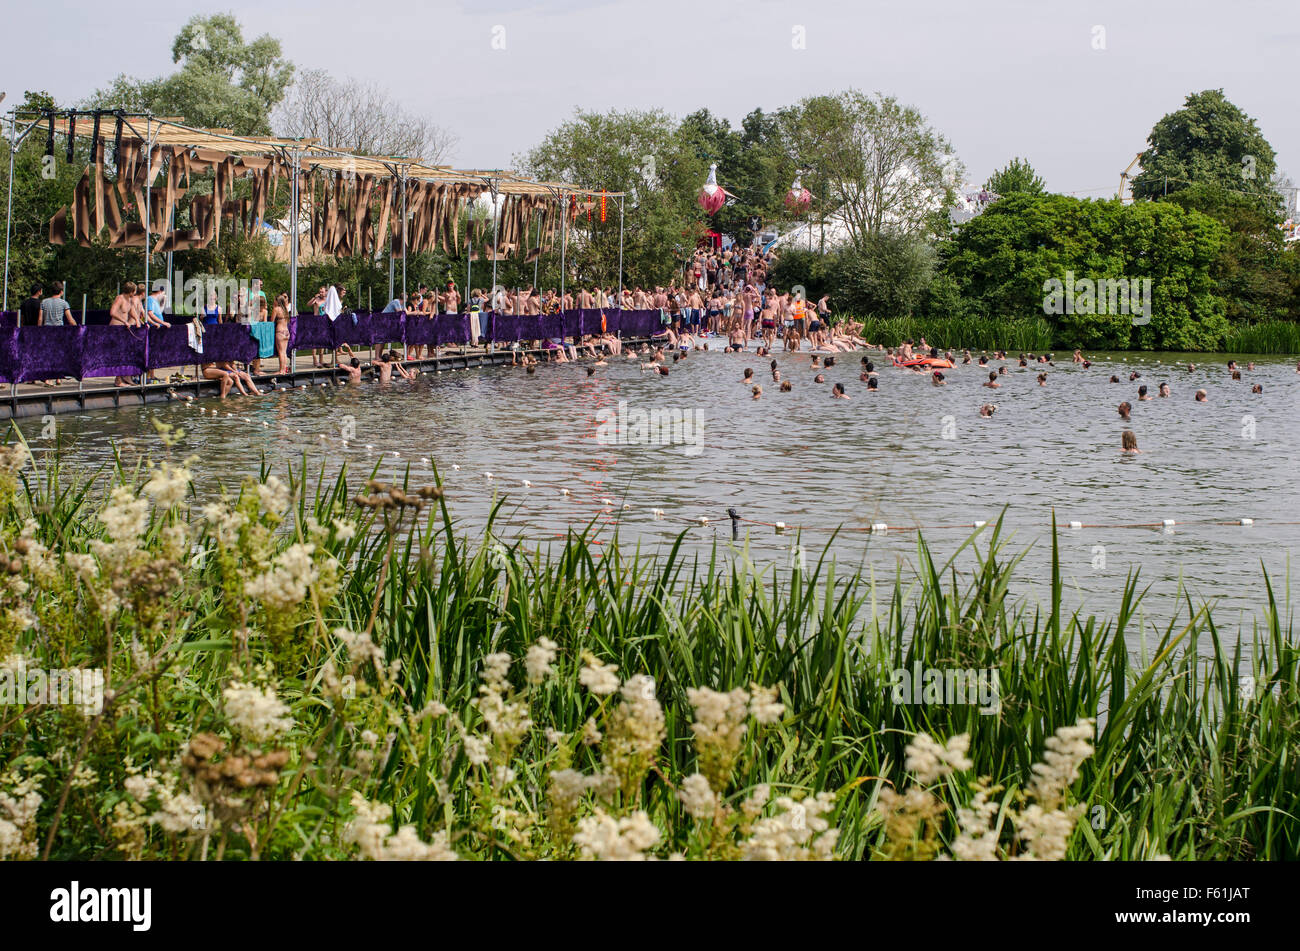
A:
<box><xmin>1118</xmin><ymin>401</ymin><xmax>1132</xmax><ymax>420</ymax></box>
<box><xmin>832</xmin><ymin>381</ymin><xmax>849</xmax><ymax>399</ymax></box>
<box><xmin>1120</xmin><ymin>430</ymin><xmax>1140</xmax><ymax>454</ymax></box>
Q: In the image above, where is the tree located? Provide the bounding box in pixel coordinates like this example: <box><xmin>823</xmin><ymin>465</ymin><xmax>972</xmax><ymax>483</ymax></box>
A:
<box><xmin>942</xmin><ymin>193</ymin><xmax>1230</xmax><ymax>350</ymax></box>
<box><xmin>779</xmin><ymin>91</ymin><xmax>961</xmax><ymax>245</ymax></box>
<box><xmin>831</xmin><ymin>233</ymin><xmax>936</xmax><ymax>318</ymax></box>
<box><xmin>985</xmin><ymin>157</ymin><xmax>1045</xmax><ymax>197</ymax></box>
<box><xmin>518</xmin><ymin>108</ymin><xmax>706</xmax><ymax>288</ymax></box>
<box><xmin>275</xmin><ymin>69</ymin><xmax>456</xmax><ymax>162</ymax></box>
<box><xmin>1130</xmin><ymin>89</ymin><xmax>1278</xmax><ymax>207</ymax></box>
<box><xmin>87</xmin><ymin>14</ymin><xmax>293</xmax><ymax>135</ymax></box>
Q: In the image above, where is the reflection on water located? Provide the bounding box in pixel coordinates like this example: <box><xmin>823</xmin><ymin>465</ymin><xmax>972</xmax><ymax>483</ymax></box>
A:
<box><xmin>21</xmin><ymin>348</ymin><xmax>1300</xmax><ymax>643</ymax></box>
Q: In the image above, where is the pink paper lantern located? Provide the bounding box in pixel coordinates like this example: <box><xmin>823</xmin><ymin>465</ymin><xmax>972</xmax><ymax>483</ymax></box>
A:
<box><xmin>784</xmin><ymin>177</ymin><xmax>812</xmax><ymax>211</ymax></box>
<box><xmin>698</xmin><ymin>163</ymin><xmax>725</xmax><ymax>215</ymax></box>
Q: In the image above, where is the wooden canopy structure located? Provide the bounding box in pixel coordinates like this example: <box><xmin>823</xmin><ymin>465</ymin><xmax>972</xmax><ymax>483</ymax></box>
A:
<box><xmin>3</xmin><ymin>110</ymin><xmax>626</xmax><ymax>315</ymax></box>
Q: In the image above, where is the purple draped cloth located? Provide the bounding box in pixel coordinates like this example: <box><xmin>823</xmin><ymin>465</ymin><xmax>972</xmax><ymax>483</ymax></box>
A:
<box><xmin>434</xmin><ymin>314</ymin><xmax>470</xmax><ymax>346</ymax></box>
<box><xmin>403</xmin><ymin>315</ymin><xmax>436</xmax><ymax>346</ymax></box>
<box><xmin>146</xmin><ymin>325</ymin><xmax>201</xmax><ymax>370</ymax></box>
<box><xmin>0</xmin><ymin>328</ymin><xmax>19</xmax><ymax>383</ymax></box>
<box><xmin>16</xmin><ymin>326</ymin><xmax>83</xmax><ymax>382</ymax></box>
<box><xmin>289</xmin><ymin>315</ymin><xmax>334</xmax><ymax>351</ymax></box>
<box><xmin>202</xmin><ymin>324</ymin><xmax>259</xmax><ymax>364</ymax></box>
<box><xmin>368</xmin><ymin>313</ymin><xmax>406</xmax><ymax>346</ymax></box>
<box><xmin>83</xmin><ymin>325</ymin><xmax>149</xmax><ymax>377</ymax></box>
<box><xmin>331</xmin><ymin>315</ymin><xmax>368</xmax><ymax>348</ymax></box>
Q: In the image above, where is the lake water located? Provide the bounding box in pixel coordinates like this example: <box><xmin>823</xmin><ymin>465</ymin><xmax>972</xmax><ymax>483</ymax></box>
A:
<box><xmin>20</xmin><ymin>347</ymin><xmax>1300</xmax><ymax>643</ymax></box>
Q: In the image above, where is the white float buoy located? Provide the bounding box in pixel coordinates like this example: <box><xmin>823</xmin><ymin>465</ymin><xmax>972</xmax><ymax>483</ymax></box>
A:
<box><xmin>775</xmin><ymin>521</ymin><xmax>786</xmax><ymax>534</ymax></box>
<box><xmin>697</xmin><ymin>516</ymin><xmax>709</xmax><ymax>526</ymax></box>
<box><xmin>1162</xmin><ymin>519</ymin><xmax>1176</xmax><ymax>528</ymax></box>
<box><xmin>1240</xmin><ymin>518</ymin><xmax>1254</xmax><ymax>526</ymax></box>
<box><xmin>1069</xmin><ymin>521</ymin><xmax>1083</xmax><ymax>530</ymax></box>
<box><xmin>560</xmin><ymin>487</ymin><xmax>570</xmax><ymax>496</ymax></box>
<box><xmin>523</xmin><ymin>480</ymin><xmax>532</xmax><ymax>487</ymax></box>
<box><xmin>972</xmin><ymin>520</ymin><xmax>987</xmax><ymax>528</ymax></box>
<box><xmin>452</xmin><ymin>464</ymin><xmax>460</xmax><ymax>471</ymax></box>
<box><xmin>485</xmin><ymin>471</ymin><xmax>494</xmax><ymax>479</ymax></box>
<box><xmin>652</xmin><ymin>508</ymin><xmax>664</xmax><ymax>520</ymax></box>
<box><xmin>871</xmin><ymin>522</ymin><xmax>888</xmax><ymax>534</ymax></box>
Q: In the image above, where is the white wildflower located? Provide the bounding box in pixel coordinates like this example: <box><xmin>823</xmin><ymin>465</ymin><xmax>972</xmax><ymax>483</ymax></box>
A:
<box><xmin>677</xmin><ymin>773</ymin><xmax>717</xmax><ymax>820</ymax></box>
<box><xmin>222</xmin><ymin>681</ymin><xmax>294</xmax><ymax>743</ymax></box>
<box><xmin>525</xmin><ymin>637</ymin><xmax>558</xmax><ymax>684</ymax></box>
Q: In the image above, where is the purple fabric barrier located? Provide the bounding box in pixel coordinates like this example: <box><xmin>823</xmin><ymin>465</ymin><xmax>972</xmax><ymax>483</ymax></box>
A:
<box><xmin>0</xmin><ymin>327</ymin><xmax>19</xmax><ymax>383</ymax></box>
<box><xmin>561</xmin><ymin>310</ymin><xmax>582</xmax><ymax>337</ymax></box>
<box><xmin>619</xmin><ymin>309</ymin><xmax>662</xmax><ymax>338</ymax></box>
<box><xmin>434</xmin><ymin>314</ymin><xmax>470</xmax><ymax>346</ymax></box>
<box><xmin>289</xmin><ymin>315</ymin><xmax>334</xmax><ymax>351</ymax></box>
<box><xmin>540</xmin><ymin>314</ymin><xmax>564</xmax><ymax>340</ymax></box>
<box><xmin>202</xmin><ymin>323</ymin><xmax>259</xmax><ymax>364</ymax></box>
<box><xmin>16</xmin><ymin>326</ymin><xmax>83</xmax><ymax>382</ymax></box>
<box><xmin>146</xmin><ymin>325</ymin><xmax>201</xmax><ymax>370</ymax></box>
<box><xmin>489</xmin><ymin>313</ymin><xmax>520</xmax><ymax>343</ymax></box>
<box><xmin>368</xmin><ymin>313</ymin><xmax>406</xmax><ymax>346</ymax></box>
<box><xmin>403</xmin><ymin>315</ymin><xmax>436</xmax><ymax>346</ymax></box>
<box><xmin>82</xmin><ymin>326</ymin><xmax>149</xmax><ymax>378</ymax></box>
<box><xmin>331</xmin><ymin>315</ymin><xmax>368</xmax><ymax>349</ymax></box>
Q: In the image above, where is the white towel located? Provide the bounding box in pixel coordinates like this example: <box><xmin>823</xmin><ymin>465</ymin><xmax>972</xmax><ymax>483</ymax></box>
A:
<box><xmin>324</xmin><ymin>286</ymin><xmax>343</xmax><ymax>322</ymax></box>
<box><xmin>187</xmin><ymin>321</ymin><xmax>203</xmax><ymax>355</ymax></box>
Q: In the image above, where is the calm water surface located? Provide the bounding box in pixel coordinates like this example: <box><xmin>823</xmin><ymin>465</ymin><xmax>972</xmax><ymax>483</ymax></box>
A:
<box><xmin>21</xmin><ymin>348</ymin><xmax>1300</xmax><ymax>644</ymax></box>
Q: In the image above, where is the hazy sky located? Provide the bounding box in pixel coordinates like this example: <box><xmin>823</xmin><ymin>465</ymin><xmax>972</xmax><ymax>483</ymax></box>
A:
<box><xmin>5</xmin><ymin>0</ymin><xmax>1297</xmax><ymax>197</ymax></box>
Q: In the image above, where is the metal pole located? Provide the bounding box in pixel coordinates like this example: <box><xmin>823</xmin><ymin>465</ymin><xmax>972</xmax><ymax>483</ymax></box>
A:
<box><xmin>289</xmin><ymin>149</ymin><xmax>299</xmax><ymax>375</ymax></box>
<box><xmin>617</xmin><ymin>195</ymin><xmax>625</xmax><ymax>309</ymax></box>
<box><xmin>490</xmin><ymin>182</ymin><xmax>499</xmax><ymax>303</ymax></box>
<box><xmin>466</xmin><ymin>237</ymin><xmax>472</xmax><ymax>301</ymax></box>
<box><xmin>400</xmin><ymin>168</ymin><xmax>407</xmax><ymax>303</ymax></box>
<box><xmin>3</xmin><ymin>111</ymin><xmax>16</xmax><ymax>312</ymax></box>
<box><xmin>489</xmin><ymin>181</ymin><xmax>499</xmax><ymax>354</ymax></box>
<box><xmin>387</xmin><ymin>242</ymin><xmax>394</xmax><ymax>303</ymax></box>
<box><xmin>144</xmin><ymin>115</ymin><xmax>152</xmax><ymax>293</ymax></box>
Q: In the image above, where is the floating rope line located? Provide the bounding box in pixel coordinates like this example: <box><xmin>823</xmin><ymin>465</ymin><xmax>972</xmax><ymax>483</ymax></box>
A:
<box><xmin>174</xmin><ymin>401</ymin><xmax>1292</xmax><ymax>536</ymax></box>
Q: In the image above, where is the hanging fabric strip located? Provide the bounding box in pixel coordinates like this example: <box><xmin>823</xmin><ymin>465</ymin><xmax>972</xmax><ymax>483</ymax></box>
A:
<box><xmin>112</xmin><ymin>112</ymin><xmax>124</xmax><ymax>168</ymax></box>
<box><xmin>66</xmin><ymin>113</ymin><xmax>76</xmax><ymax>164</ymax></box>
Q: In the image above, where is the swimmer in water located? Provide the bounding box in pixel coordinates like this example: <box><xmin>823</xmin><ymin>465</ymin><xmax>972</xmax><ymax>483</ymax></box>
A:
<box><xmin>780</xmin><ymin>380</ymin><xmax>792</xmax><ymax>392</ymax></box>
<box><xmin>1251</xmin><ymin>383</ymin><xmax>1263</xmax><ymax>393</ymax></box>
<box><xmin>1120</xmin><ymin>430</ymin><xmax>1140</xmax><ymax>454</ymax></box>
<box><xmin>832</xmin><ymin>382</ymin><xmax>849</xmax><ymax>398</ymax></box>
<box><xmin>1158</xmin><ymin>382</ymin><xmax>1170</xmax><ymax>397</ymax></box>
<box><xmin>743</xmin><ymin>368</ymin><xmax>754</xmax><ymax>383</ymax></box>
<box><xmin>866</xmin><ymin>377</ymin><xmax>879</xmax><ymax>391</ymax></box>
<box><xmin>984</xmin><ymin>371</ymin><xmax>1000</xmax><ymax>388</ymax></box>
<box><xmin>932</xmin><ymin>371</ymin><xmax>946</xmax><ymax>386</ymax></box>
<box><xmin>979</xmin><ymin>403</ymin><xmax>996</xmax><ymax>417</ymax></box>
<box><xmin>1138</xmin><ymin>385</ymin><xmax>1151</xmax><ymax>401</ymax></box>
<box><xmin>752</xmin><ymin>384</ymin><xmax>762</xmax><ymax>400</ymax></box>
<box><xmin>1036</xmin><ymin>373</ymin><xmax>1047</xmax><ymax>386</ymax></box>
<box><xmin>1194</xmin><ymin>389</ymin><xmax>1207</xmax><ymax>402</ymax></box>
<box><xmin>814</xmin><ymin>373</ymin><xmax>826</xmax><ymax>383</ymax></box>
<box><xmin>1118</xmin><ymin>401</ymin><xmax>1131</xmax><ymax>419</ymax></box>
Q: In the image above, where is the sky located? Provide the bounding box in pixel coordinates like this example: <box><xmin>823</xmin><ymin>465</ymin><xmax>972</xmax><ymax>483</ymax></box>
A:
<box><xmin>5</xmin><ymin>0</ymin><xmax>1298</xmax><ymax>199</ymax></box>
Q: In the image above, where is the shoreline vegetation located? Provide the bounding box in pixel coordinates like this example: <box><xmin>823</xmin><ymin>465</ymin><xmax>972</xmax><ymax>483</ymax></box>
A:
<box><xmin>1</xmin><ymin>443</ymin><xmax>1296</xmax><ymax>861</ymax></box>
<box><xmin>843</xmin><ymin>315</ymin><xmax>1300</xmax><ymax>355</ymax></box>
